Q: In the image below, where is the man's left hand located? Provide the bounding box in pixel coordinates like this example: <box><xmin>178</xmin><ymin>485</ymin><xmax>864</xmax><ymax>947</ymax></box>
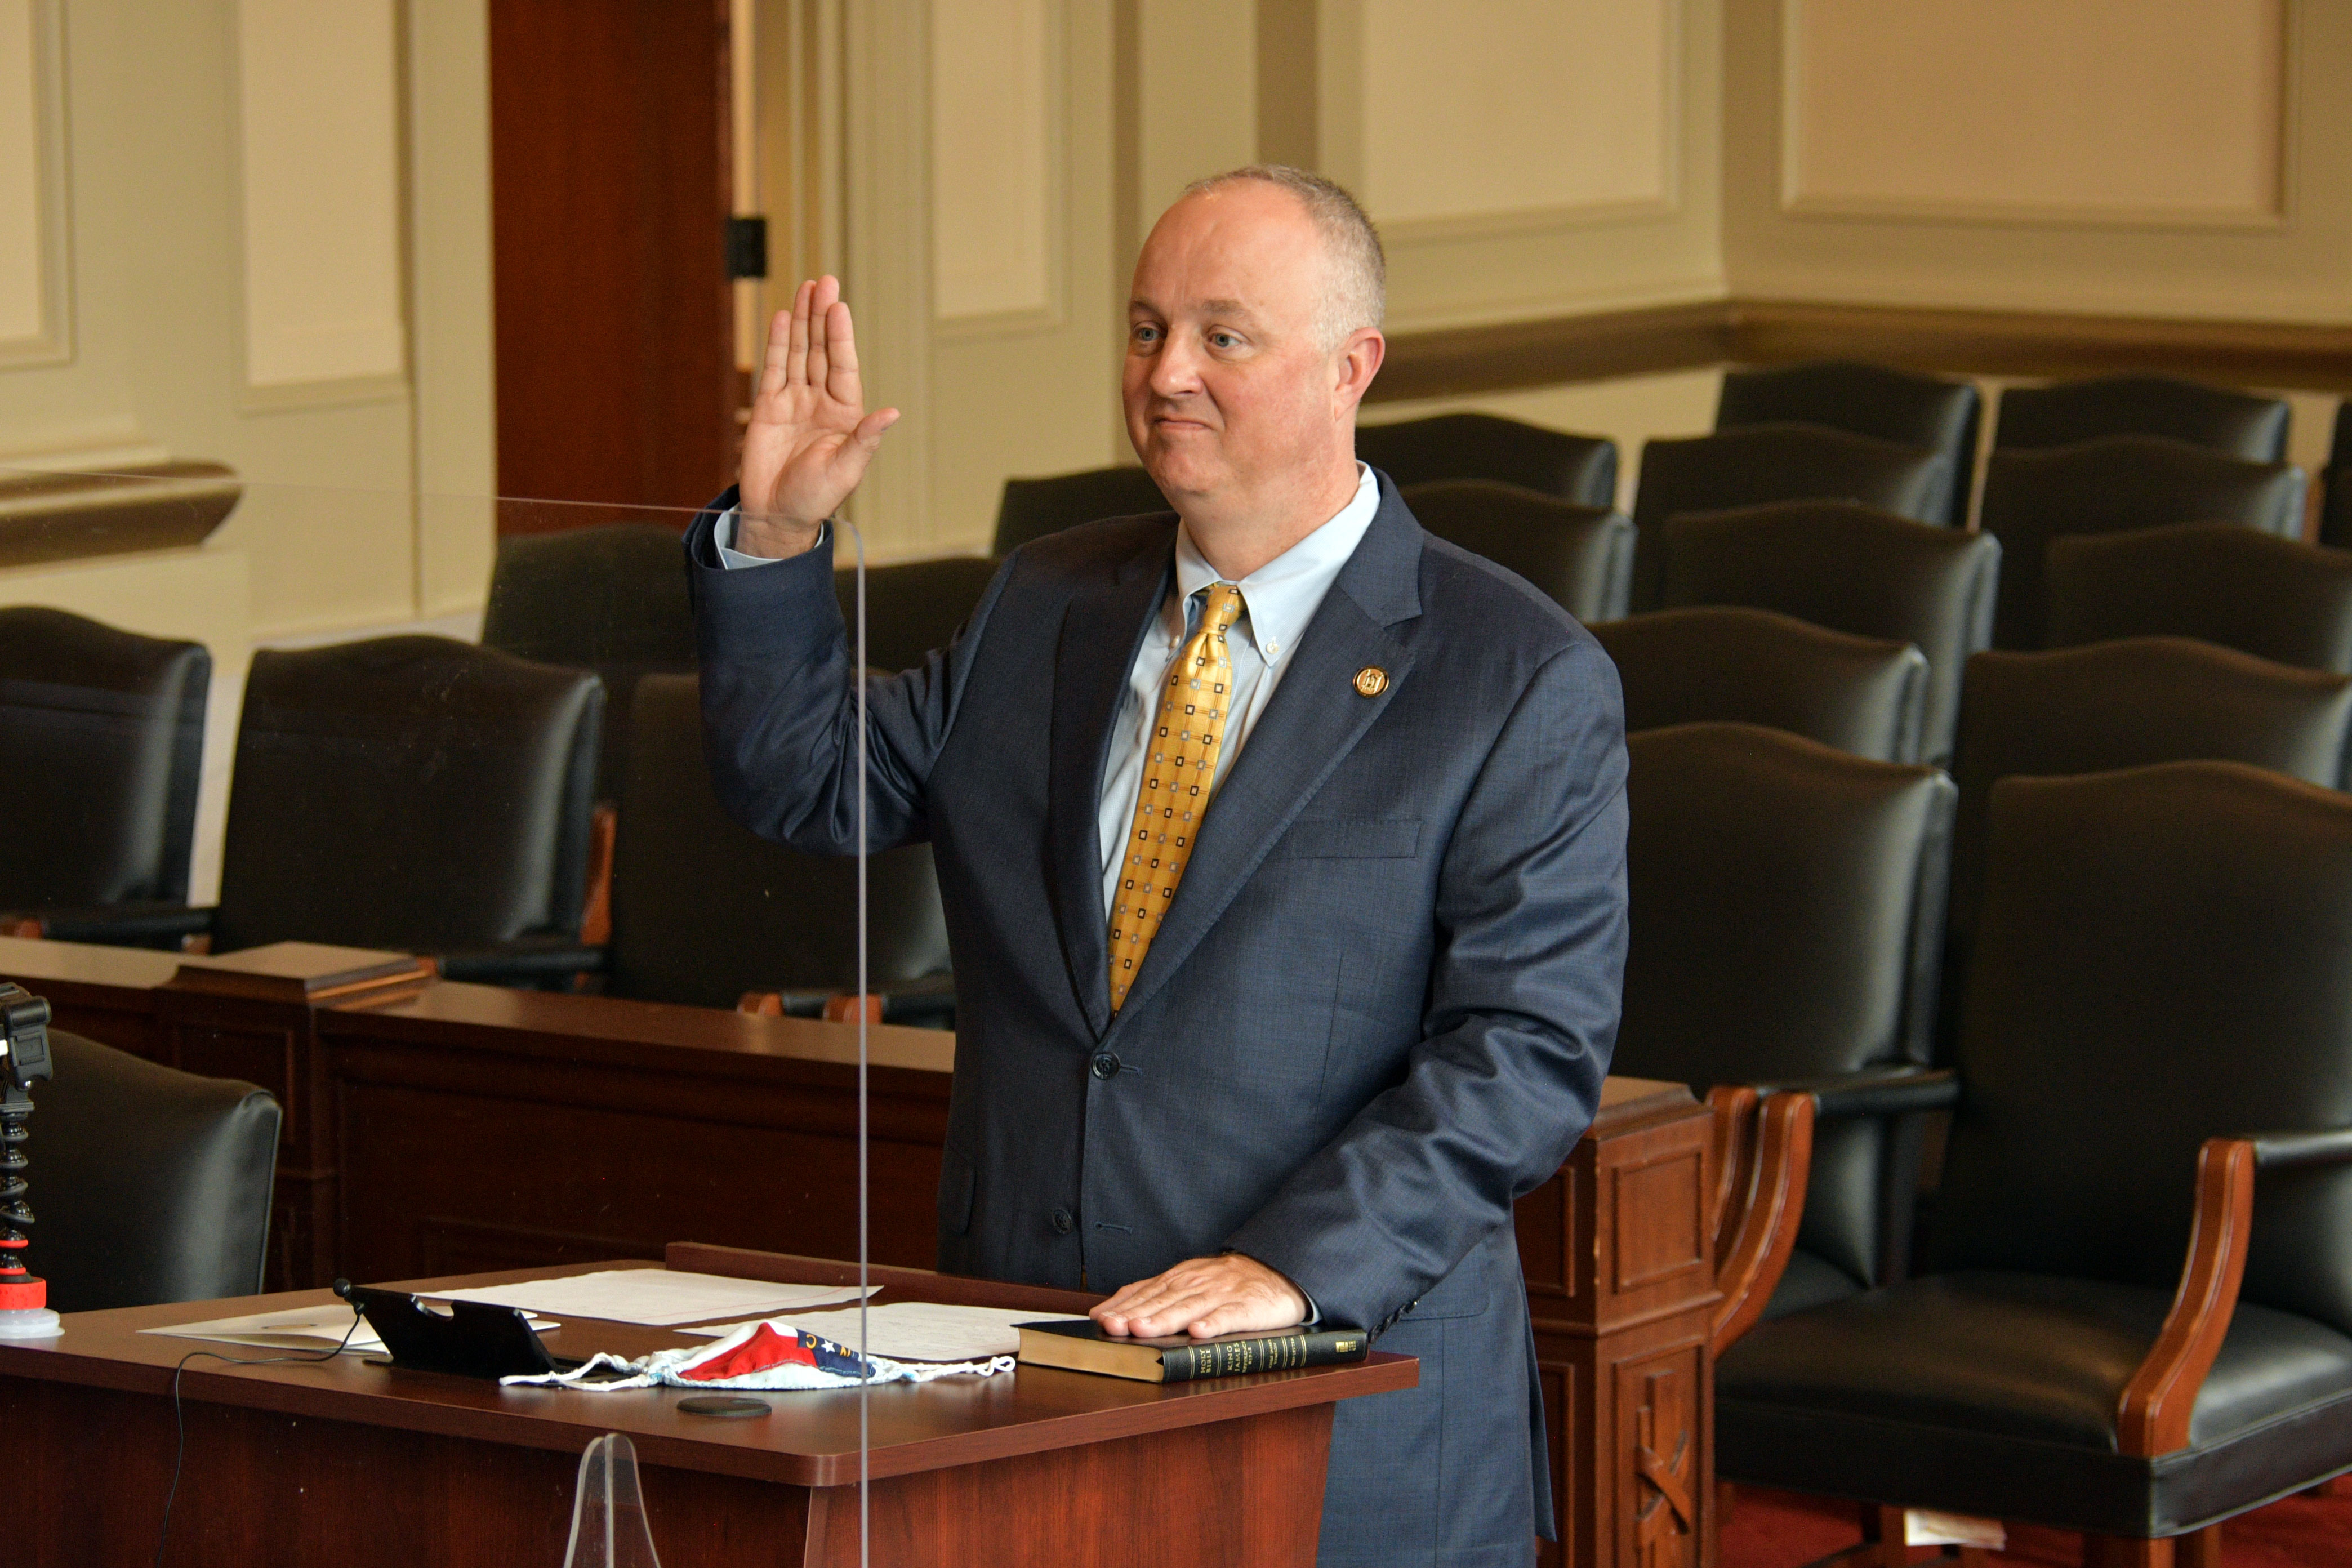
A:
<box><xmin>1091</xmin><ymin>1253</ymin><xmax>1308</xmax><ymax>1340</ymax></box>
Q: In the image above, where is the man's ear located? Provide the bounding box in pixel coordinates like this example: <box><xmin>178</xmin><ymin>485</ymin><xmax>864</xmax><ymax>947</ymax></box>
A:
<box><xmin>1333</xmin><ymin>328</ymin><xmax>1386</xmax><ymax>413</ymax></box>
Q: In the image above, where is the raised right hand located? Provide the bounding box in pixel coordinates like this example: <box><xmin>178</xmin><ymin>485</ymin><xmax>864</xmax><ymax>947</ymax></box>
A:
<box><xmin>734</xmin><ymin>275</ymin><xmax>901</xmax><ymax>558</ymax></box>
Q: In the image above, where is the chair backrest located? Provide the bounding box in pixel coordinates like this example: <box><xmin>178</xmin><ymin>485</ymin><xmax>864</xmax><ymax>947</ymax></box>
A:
<box><xmin>1975</xmin><ymin>435</ymin><xmax>2305</xmax><ymax>650</ymax></box>
<box><xmin>1399</xmin><ymin>480</ymin><xmax>1632</xmax><ymax>622</ymax></box>
<box><xmin>1656</xmin><ymin>501</ymin><xmax>1999</xmax><ymax>767</ymax></box>
<box><xmin>1619</xmin><ymin>722</ymin><xmax>1954</xmax><ymax>1289</ymax></box>
<box><xmin>1945</xmin><ymin>638</ymin><xmax>2352</xmax><ymax>960</ymax></box>
<box><xmin>1993</xmin><ymin>372</ymin><xmax>2291</xmax><ymax>462</ymax></box>
<box><xmin>34</xmin><ymin>1030</ymin><xmax>280</xmax><ymax>1311</ymax></box>
<box><xmin>1630</xmin><ymin>423</ymin><xmax>1953</xmax><ymax>609</ymax></box>
<box><xmin>832</xmin><ymin>555</ymin><xmax>1001</xmax><ymax>674</ymax></box>
<box><xmin>215</xmin><ymin>636</ymin><xmax>604</xmax><ymax>954</ymax></box>
<box><xmin>1356</xmin><ymin>412</ymin><xmax>1618</xmax><ymax>508</ymax></box>
<box><xmin>607</xmin><ymin>674</ymin><xmax>949</xmax><ymax>1006</ymax></box>
<box><xmin>482</xmin><ymin>523</ymin><xmax>697</xmax><ymax>798</ymax></box>
<box><xmin>992</xmin><ymin>466</ymin><xmax>1169</xmax><ymax>554</ymax></box>
<box><xmin>1592</xmin><ymin>606</ymin><xmax>1930</xmax><ymax>764</ymax></box>
<box><xmin>0</xmin><ymin>607</ymin><xmax>209</xmax><ymax>907</ymax></box>
<box><xmin>2045</xmin><ymin>523</ymin><xmax>2352</xmax><ymax>673</ymax></box>
<box><xmin>1935</xmin><ymin>763</ymin><xmax>2352</xmax><ymax>1340</ymax></box>
<box><xmin>2316</xmin><ymin>398</ymin><xmax>2352</xmax><ymax>551</ymax></box>
<box><xmin>1714</xmin><ymin>362</ymin><xmax>1983</xmax><ymax>525</ymax></box>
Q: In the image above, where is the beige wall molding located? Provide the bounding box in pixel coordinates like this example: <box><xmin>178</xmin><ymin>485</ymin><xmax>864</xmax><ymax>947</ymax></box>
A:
<box><xmin>235</xmin><ymin>0</ymin><xmax>407</xmax><ymax>395</ymax></box>
<box><xmin>932</xmin><ymin>0</ymin><xmax>1067</xmax><ymax>336</ymax></box>
<box><xmin>1374</xmin><ymin>296</ymin><xmax>2352</xmax><ymax>404</ymax></box>
<box><xmin>1353</xmin><ymin>0</ymin><xmax>1682</xmax><ymax>247</ymax></box>
<box><xmin>0</xmin><ymin>0</ymin><xmax>72</xmax><ymax>368</ymax></box>
<box><xmin>1780</xmin><ymin>0</ymin><xmax>2288</xmax><ymax>234</ymax></box>
<box><xmin>841</xmin><ymin>0</ymin><xmax>935</xmax><ymax>551</ymax></box>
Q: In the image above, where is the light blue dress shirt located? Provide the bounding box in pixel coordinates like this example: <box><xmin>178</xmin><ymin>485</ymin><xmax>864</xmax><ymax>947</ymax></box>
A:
<box><xmin>719</xmin><ymin>465</ymin><xmax>1380</xmax><ymax>1319</ymax></box>
<box><xmin>1092</xmin><ymin>463</ymin><xmax>1379</xmax><ymax>919</ymax></box>
<box><xmin>716</xmin><ymin>461</ymin><xmax>1382</xmax><ymax>923</ymax></box>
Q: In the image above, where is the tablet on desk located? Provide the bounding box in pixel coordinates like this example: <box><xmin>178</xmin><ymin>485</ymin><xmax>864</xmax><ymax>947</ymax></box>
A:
<box><xmin>342</xmin><ymin>1284</ymin><xmax>586</xmax><ymax>1380</ymax></box>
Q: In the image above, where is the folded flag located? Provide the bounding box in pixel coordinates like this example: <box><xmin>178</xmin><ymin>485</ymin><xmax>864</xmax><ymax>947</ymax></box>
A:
<box><xmin>501</xmin><ymin>1318</ymin><xmax>1014</xmax><ymax>1392</ymax></box>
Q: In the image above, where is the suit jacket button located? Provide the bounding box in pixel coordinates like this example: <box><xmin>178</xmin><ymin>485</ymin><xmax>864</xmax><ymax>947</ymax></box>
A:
<box><xmin>1050</xmin><ymin>1208</ymin><xmax>1075</xmax><ymax>1235</ymax></box>
<box><xmin>1089</xmin><ymin>1051</ymin><xmax>1122</xmax><ymax>1080</ymax></box>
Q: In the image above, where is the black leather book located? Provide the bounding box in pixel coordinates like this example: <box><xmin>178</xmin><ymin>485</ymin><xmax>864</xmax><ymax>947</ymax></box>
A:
<box><xmin>1013</xmin><ymin>1318</ymin><xmax>1369</xmax><ymax>1383</ymax></box>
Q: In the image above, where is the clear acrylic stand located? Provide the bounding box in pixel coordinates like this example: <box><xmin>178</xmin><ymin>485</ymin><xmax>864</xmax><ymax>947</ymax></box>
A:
<box><xmin>846</xmin><ymin>516</ymin><xmax>873</xmax><ymax>1568</ymax></box>
<box><xmin>562</xmin><ymin>1433</ymin><xmax>662</xmax><ymax>1567</ymax></box>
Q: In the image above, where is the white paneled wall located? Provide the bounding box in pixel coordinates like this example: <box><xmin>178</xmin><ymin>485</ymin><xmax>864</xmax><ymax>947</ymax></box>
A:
<box><xmin>1785</xmin><ymin>0</ymin><xmax>2285</xmax><ymax>226</ymax></box>
<box><xmin>237</xmin><ymin>0</ymin><xmax>406</xmax><ymax>390</ymax></box>
<box><xmin>1360</xmin><ymin>0</ymin><xmax>1673</xmax><ymax>230</ymax></box>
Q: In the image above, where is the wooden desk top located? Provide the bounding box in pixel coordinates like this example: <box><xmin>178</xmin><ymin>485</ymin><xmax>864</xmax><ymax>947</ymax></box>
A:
<box><xmin>0</xmin><ymin>933</ymin><xmax>184</xmax><ymax>989</ymax></box>
<box><xmin>0</xmin><ymin>932</ymin><xmax>1693</xmax><ymax>1118</ymax></box>
<box><xmin>327</xmin><ymin>977</ymin><xmax>960</xmax><ymax>1077</ymax></box>
<box><xmin>0</xmin><ymin>1254</ymin><xmax>1414</xmax><ymax>1489</ymax></box>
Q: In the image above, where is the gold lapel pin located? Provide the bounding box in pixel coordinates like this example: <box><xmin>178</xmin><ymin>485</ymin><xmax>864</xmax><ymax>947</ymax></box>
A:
<box><xmin>1353</xmin><ymin>666</ymin><xmax>1389</xmax><ymax>697</ymax></box>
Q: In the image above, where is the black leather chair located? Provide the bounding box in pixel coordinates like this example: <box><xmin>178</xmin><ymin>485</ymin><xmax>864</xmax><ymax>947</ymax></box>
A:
<box><xmin>1994</xmin><ymin>372</ymin><xmax>2291</xmax><ymax>461</ymax></box>
<box><xmin>1620</xmin><ymin>723</ymin><xmax>1954</xmax><ymax>1317</ymax></box>
<box><xmin>992</xmin><ymin>466</ymin><xmax>1169</xmax><ymax>554</ymax></box>
<box><xmin>0</xmin><ymin>607</ymin><xmax>208</xmax><ymax>914</ymax></box>
<box><xmin>2046</xmin><ymin>523</ymin><xmax>2352</xmax><ymax>672</ymax></box>
<box><xmin>1720</xmin><ymin>761</ymin><xmax>2352</xmax><ymax>1560</ymax></box>
<box><xmin>482</xmin><ymin>523</ymin><xmax>697</xmax><ymax>799</ymax></box>
<box><xmin>603</xmin><ymin>674</ymin><xmax>951</xmax><ymax>1020</ymax></box>
<box><xmin>1654</xmin><ymin>501</ymin><xmax>1999</xmax><ymax>767</ymax></box>
<box><xmin>48</xmin><ymin>638</ymin><xmax>605</xmax><ymax>979</ymax></box>
<box><xmin>1398</xmin><ymin>480</ymin><xmax>1632</xmax><ymax>622</ymax></box>
<box><xmin>1976</xmin><ymin>435</ymin><xmax>2306</xmax><ymax>650</ymax></box>
<box><xmin>1939</xmin><ymin>638</ymin><xmax>2352</xmax><ymax>1066</ymax></box>
<box><xmin>2320</xmin><ymin>400</ymin><xmax>2352</xmax><ymax>551</ymax></box>
<box><xmin>1715</xmin><ymin>362</ymin><xmax>1983</xmax><ymax>525</ymax></box>
<box><xmin>33</xmin><ymin>1030</ymin><xmax>279</xmax><ymax>1311</ymax></box>
<box><xmin>832</xmin><ymin>555</ymin><xmax>1000</xmax><ymax>674</ymax></box>
<box><xmin>1356</xmin><ymin>412</ymin><xmax>1617</xmax><ymax>508</ymax></box>
<box><xmin>1629</xmin><ymin>424</ymin><xmax>1953</xmax><ymax>609</ymax></box>
<box><xmin>1592</xmin><ymin>607</ymin><xmax>1930</xmax><ymax>764</ymax></box>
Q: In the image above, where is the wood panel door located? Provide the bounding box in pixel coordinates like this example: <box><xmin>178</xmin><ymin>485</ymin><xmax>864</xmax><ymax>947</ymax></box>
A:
<box><xmin>489</xmin><ymin>0</ymin><xmax>735</xmax><ymax>520</ymax></box>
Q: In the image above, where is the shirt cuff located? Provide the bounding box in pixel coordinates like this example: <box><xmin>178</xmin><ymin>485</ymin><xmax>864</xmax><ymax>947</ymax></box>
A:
<box><xmin>715</xmin><ymin>508</ymin><xmax>826</xmax><ymax>568</ymax></box>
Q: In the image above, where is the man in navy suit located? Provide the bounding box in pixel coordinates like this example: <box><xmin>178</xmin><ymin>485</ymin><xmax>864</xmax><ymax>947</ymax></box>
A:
<box><xmin>687</xmin><ymin>166</ymin><xmax>1627</xmax><ymax>1566</ymax></box>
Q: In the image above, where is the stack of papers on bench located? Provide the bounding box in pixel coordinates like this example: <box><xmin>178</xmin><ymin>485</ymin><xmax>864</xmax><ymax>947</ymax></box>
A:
<box><xmin>420</xmin><ymin>1269</ymin><xmax>877</xmax><ymax>1327</ymax></box>
<box><xmin>681</xmin><ymin>1300</ymin><xmax>1089</xmax><ymax>1362</ymax></box>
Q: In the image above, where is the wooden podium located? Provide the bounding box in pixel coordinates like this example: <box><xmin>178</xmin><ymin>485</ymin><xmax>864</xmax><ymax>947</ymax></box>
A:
<box><xmin>2</xmin><ymin>1246</ymin><xmax>1412</xmax><ymax>1567</ymax></box>
<box><xmin>1</xmin><ymin>938</ymin><xmax>1797</xmax><ymax>1566</ymax></box>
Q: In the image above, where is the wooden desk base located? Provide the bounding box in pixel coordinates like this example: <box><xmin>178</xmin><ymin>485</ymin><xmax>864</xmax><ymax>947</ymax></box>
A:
<box><xmin>23</xmin><ymin>1380</ymin><xmax>1330</xmax><ymax>1568</ymax></box>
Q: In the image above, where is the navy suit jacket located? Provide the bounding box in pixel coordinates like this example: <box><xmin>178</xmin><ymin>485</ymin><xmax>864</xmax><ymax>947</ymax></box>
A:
<box><xmin>685</xmin><ymin>474</ymin><xmax>1628</xmax><ymax>1566</ymax></box>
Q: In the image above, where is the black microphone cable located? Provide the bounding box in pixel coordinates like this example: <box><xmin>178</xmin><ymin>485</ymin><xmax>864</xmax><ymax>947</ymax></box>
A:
<box><xmin>153</xmin><ymin>1280</ymin><xmax>368</xmax><ymax>1568</ymax></box>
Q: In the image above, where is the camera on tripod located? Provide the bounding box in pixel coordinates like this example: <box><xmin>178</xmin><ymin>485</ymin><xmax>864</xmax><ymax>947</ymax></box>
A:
<box><xmin>0</xmin><ymin>982</ymin><xmax>58</xmax><ymax>1338</ymax></box>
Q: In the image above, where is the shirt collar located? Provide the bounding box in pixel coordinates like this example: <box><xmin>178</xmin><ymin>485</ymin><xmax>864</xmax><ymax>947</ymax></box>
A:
<box><xmin>1171</xmin><ymin>462</ymin><xmax>1380</xmax><ymax>661</ymax></box>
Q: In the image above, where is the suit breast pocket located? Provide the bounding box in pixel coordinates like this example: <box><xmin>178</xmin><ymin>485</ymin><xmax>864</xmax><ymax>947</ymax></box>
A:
<box><xmin>1272</xmin><ymin>817</ymin><xmax>1422</xmax><ymax>861</ymax></box>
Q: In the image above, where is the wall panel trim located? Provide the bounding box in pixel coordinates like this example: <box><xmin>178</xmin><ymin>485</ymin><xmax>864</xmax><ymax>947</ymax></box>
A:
<box><xmin>1371</xmin><ymin>297</ymin><xmax>2352</xmax><ymax>404</ymax></box>
<box><xmin>0</xmin><ymin>0</ymin><xmax>73</xmax><ymax>368</ymax></box>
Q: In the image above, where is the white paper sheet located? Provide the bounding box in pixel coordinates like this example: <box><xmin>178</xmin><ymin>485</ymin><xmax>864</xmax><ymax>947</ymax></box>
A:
<box><xmin>141</xmin><ymin>1304</ymin><xmax>390</xmax><ymax>1353</ymax></box>
<box><xmin>420</xmin><ymin>1269</ymin><xmax>878</xmax><ymax>1326</ymax></box>
<box><xmin>140</xmin><ymin>1302</ymin><xmax>558</xmax><ymax>1353</ymax></box>
<box><xmin>680</xmin><ymin>1301</ymin><xmax>1090</xmax><ymax>1362</ymax></box>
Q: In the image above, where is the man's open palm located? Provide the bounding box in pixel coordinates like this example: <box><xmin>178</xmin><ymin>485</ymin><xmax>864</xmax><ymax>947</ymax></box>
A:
<box><xmin>737</xmin><ymin>275</ymin><xmax>899</xmax><ymax>554</ymax></box>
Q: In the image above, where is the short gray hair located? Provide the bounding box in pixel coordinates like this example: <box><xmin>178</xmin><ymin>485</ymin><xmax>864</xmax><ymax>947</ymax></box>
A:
<box><xmin>1181</xmin><ymin>165</ymin><xmax>1385</xmax><ymax>353</ymax></box>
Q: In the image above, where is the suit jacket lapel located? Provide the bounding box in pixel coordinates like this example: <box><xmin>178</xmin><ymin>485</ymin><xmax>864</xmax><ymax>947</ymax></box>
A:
<box><xmin>1108</xmin><ymin>486</ymin><xmax>1426</xmax><ymax>1031</ymax></box>
<box><xmin>1048</xmin><ymin>531</ymin><xmax>1176</xmax><ymax>1039</ymax></box>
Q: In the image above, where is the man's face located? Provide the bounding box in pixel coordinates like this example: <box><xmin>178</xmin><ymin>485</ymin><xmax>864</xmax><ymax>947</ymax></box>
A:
<box><xmin>1122</xmin><ymin>184</ymin><xmax>1348</xmax><ymax>506</ymax></box>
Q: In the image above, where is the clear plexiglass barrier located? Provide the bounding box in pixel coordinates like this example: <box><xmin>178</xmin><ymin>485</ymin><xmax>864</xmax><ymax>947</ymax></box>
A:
<box><xmin>0</xmin><ymin>464</ymin><xmax>946</xmax><ymax>1561</ymax></box>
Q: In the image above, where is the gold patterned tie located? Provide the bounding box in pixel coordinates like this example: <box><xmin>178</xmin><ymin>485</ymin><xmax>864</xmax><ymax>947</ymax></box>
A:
<box><xmin>1110</xmin><ymin>583</ymin><xmax>1246</xmax><ymax>1012</ymax></box>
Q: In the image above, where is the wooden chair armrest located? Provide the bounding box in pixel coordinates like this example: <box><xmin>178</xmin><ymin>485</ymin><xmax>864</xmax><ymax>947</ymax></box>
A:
<box><xmin>2117</xmin><ymin>1137</ymin><xmax>2257</xmax><ymax>1457</ymax></box>
<box><xmin>577</xmin><ymin>803</ymin><xmax>617</xmax><ymax>946</ymax></box>
<box><xmin>1707</xmin><ymin>1083</ymin><xmax>1760</xmax><ymax>1267</ymax></box>
<box><xmin>1711</xmin><ymin>1090</ymin><xmax>1815</xmax><ymax>1357</ymax></box>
